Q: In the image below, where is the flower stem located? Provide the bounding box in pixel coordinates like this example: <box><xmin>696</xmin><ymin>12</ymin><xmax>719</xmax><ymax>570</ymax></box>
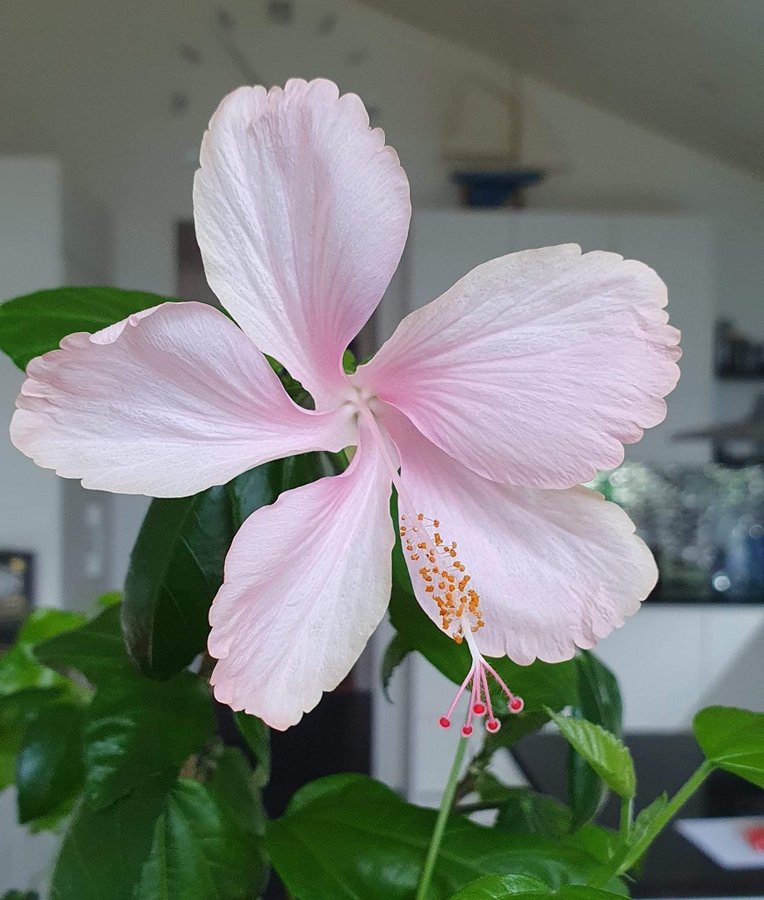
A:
<box><xmin>415</xmin><ymin>736</ymin><xmax>469</xmax><ymax>900</ymax></box>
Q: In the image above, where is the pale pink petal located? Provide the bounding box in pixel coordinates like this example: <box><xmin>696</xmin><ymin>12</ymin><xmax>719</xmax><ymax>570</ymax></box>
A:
<box><xmin>358</xmin><ymin>245</ymin><xmax>681</xmax><ymax>489</ymax></box>
<box><xmin>209</xmin><ymin>423</ymin><xmax>394</xmax><ymax>730</ymax></box>
<box><xmin>11</xmin><ymin>302</ymin><xmax>355</xmax><ymax>498</ymax></box>
<box><xmin>193</xmin><ymin>78</ymin><xmax>411</xmax><ymax>409</ymax></box>
<box><xmin>385</xmin><ymin>407</ymin><xmax>656</xmax><ymax>665</ymax></box>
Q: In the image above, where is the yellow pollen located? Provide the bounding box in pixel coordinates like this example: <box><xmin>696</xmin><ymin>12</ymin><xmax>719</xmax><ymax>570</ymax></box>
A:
<box><xmin>404</xmin><ymin>511</ymin><xmax>484</xmax><ymax>641</ymax></box>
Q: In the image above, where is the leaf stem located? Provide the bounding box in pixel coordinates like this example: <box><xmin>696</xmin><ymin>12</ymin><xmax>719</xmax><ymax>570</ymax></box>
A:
<box><xmin>617</xmin><ymin>761</ymin><xmax>713</xmax><ymax>875</ymax></box>
<box><xmin>415</xmin><ymin>736</ymin><xmax>469</xmax><ymax>900</ymax></box>
<box><xmin>619</xmin><ymin>795</ymin><xmax>633</xmax><ymax>839</ymax></box>
<box><xmin>591</xmin><ymin>761</ymin><xmax>713</xmax><ymax>887</ymax></box>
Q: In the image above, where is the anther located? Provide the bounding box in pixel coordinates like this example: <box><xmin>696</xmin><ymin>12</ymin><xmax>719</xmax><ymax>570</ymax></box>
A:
<box><xmin>509</xmin><ymin>697</ymin><xmax>524</xmax><ymax>713</ymax></box>
<box><xmin>439</xmin><ymin>716</ymin><xmax>451</xmax><ymax>729</ymax></box>
<box><xmin>472</xmin><ymin>702</ymin><xmax>486</xmax><ymax>716</ymax></box>
<box><xmin>461</xmin><ymin>725</ymin><xmax>473</xmax><ymax>737</ymax></box>
<box><xmin>486</xmin><ymin>719</ymin><xmax>501</xmax><ymax>732</ymax></box>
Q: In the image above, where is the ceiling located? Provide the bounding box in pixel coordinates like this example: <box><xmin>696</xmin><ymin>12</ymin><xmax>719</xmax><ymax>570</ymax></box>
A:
<box><xmin>359</xmin><ymin>0</ymin><xmax>764</xmax><ymax>176</ymax></box>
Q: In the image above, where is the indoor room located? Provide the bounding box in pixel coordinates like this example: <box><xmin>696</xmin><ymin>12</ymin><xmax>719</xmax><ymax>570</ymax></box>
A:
<box><xmin>0</xmin><ymin>2</ymin><xmax>762</xmax><ymax>898</ymax></box>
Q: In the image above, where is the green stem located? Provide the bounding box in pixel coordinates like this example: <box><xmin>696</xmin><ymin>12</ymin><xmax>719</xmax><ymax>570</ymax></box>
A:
<box><xmin>416</xmin><ymin>737</ymin><xmax>469</xmax><ymax>900</ymax></box>
<box><xmin>591</xmin><ymin>761</ymin><xmax>713</xmax><ymax>888</ymax></box>
<box><xmin>618</xmin><ymin>762</ymin><xmax>713</xmax><ymax>875</ymax></box>
<box><xmin>619</xmin><ymin>796</ymin><xmax>633</xmax><ymax>839</ymax></box>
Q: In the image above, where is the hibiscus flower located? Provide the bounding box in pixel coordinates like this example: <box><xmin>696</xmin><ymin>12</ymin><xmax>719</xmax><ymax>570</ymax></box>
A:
<box><xmin>11</xmin><ymin>79</ymin><xmax>680</xmax><ymax>731</ymax></box>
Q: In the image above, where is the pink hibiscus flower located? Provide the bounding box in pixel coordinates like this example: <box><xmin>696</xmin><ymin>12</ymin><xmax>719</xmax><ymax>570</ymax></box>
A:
<box><xmin>11</xmin><ymin>79</ymin><xmax>680</xmax><ymax>732</ymax></box>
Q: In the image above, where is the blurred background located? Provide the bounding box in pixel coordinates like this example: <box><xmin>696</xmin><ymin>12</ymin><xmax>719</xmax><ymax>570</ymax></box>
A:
<box><xmin>0</xmin><ymin>1</ymin><xmax>762</xmax><ymax>895</ymax></box>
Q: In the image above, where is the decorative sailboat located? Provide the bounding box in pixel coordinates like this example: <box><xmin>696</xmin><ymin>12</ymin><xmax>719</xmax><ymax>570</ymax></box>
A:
<box><xmin>444</xmin><ymin>75</ymin><xmax>560</xmax><ymax>208</ymax></box>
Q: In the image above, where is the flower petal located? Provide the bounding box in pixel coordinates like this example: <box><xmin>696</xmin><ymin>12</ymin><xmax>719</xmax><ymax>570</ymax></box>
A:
<box><xmin>11</xmin><ymin>302</ymin><xmax>355</xmax><ymax>497</ymax></box>
<box><xmin>208</xmin><ymin>423</ymin><xmax>394</xmax><ymax>730</ymax></box>
<box><xmin>385</xmin><ymin>407</ymin><xmax>656</xmax><ymax>664</ymax></box>
<box><xmin>359</xmin><ymin>245</ymin><xmax>680</xmax><ymax>489</ymax></box>
<box><xmin>193</xmin><ymin>78</ymin><xmax>411</xmax><ymax>408</ymax></box>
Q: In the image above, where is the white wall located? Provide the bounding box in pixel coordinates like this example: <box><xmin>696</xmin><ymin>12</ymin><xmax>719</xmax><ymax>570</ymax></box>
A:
<box><xmin>0</xmin><ymin>158</ymin><xmax>65</xmax><ymax>609</ymax></box>
<box><xmin>0</xmin><ymin>156</ymin><xmax>66</xmax><ymax>896</ymax></box>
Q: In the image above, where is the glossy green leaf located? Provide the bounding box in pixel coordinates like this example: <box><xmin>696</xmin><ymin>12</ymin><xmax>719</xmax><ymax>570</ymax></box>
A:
<box><xmin>16</xmin><ymin>701</ymin><xmax>85</xmax><ymax>823</ymax></box>
<box><xmin>0</xmin><ymin>287</ymin><xmax>173</xmax><ymax>370</ymax></box>
<box><xmin>16</xmin><ymin>609</ymin><xmax>87</xmax><ymax>645</ymax></box>
<box><xmin>35</xmin><ymin>605</ymin><xmax>131</xmax><ymax>685</ymax></box>
<box><xmin>234</xmin><ymin>711</ymin><xmax>271</xmax><ymax>784</ymax></box>
<box><xmin>492</xmin><ymin>787</ymin><xmax>616</xmax><ymax>867</ymax></box>
<box><xmin>84</xmin><ymin>670</ymin><xmax>214</xmax><ymax>808</ymax></box>
<box><xmin>548</xmin><ymin>710</ymin><xmax>635</xmax><ymax>800</ymax></box>
<box><xmin>381</xmin><ymin>631</ymin><xmax>410</xmax><ymax>700</ymax></box>
<box><xmin>268</xmin><ymin>774</ymin><xmax>615</xmax><ymax>899</ymax></box>
<box><xmin>50</xmin><ymin>774</ymin><xmax>176</xmax><ymax>900</ymax></box>
<box><xmin>451</xmin><ymin>880</ymin><xmax>625</xmax><ymax>900</ymax></box>
<box><xmin>449</xmin><ymin>874</ymin><xmax>548</xmax><ymax>898</ymax></box>
<box><xmin>135</xmin><ymin>775</ymin><xmax>266</xmax><ymax>900</ymax></box>
<box><xmin>0</xmin><ymin>610</ymin><xmax>85</xmax><ymax>697</ymax></box>
<box><xmin>123</xmin><ymin>452</ymin><xmax>340</xmax><ymax>680</ymax></box>
<box><xmin>693</xmin><ymin>706</ymin><xmax>764</xmax><ymax>788</ymax></box>
<box><xmin>495</xmin><ymin>789</ymin><xmax>572</xmax><ymax>838</ymax></box>
<box><xmin>0</xmin><ymin>644</ymin><xmax>65</xmax><ymax>696</ymax></box>
<box><xmin>0</xmin><ymin>687</ymin><xmax>66</xmax><ymax>790</ymax></box>
<box><xmin>568</xmin><ymin>652</ymin><xmax>623</xmax><ymax>827</ymax></box>
<box><xmin>35</xmin><ymin>605</ymin><xmax>216</xmax><ymax>807</ymax></box>
<box><xmin>122</xmin><ymin>487</ymin><xmax>236</xmax><ymax>679</ymax></box>
<box><xmin>207</xmin><ymin>747</ymin><xmax>267</xmax><ymax>840</ymax></box>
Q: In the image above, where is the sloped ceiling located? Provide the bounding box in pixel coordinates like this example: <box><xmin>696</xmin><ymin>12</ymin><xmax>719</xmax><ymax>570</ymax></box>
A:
<box><xmin>359</xmin><ymin>0</ymin><xmax>764</xmax><ymax>176</ymax></box>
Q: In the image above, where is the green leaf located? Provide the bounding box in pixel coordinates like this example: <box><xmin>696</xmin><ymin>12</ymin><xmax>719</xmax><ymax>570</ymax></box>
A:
<box><xmin>381</xmin><ymin>631</ymin><xmax>410</xmax><ymax>700</ymax></box>
<box><xmin>267</xmin><ymin>774</ymin><xmax>615</xmax><ymax>899</ymax></box>
<box><xmin>0</xmin><ymin>687</ymin><xmax>66</xmax><ymax>790</ymax></box>
<box><xmin>35</xmin><ymin>605</ymin><xmax>216</xmax><ymax>807</ymax></box>
<box><xmin>449</xmin><ymin>874</ymin><xmax>549</xmax><ymax>899</ymax></box>
<box><xmin>16</xmin><ymin>609</ymin><xmax>87</xmax><ymax>645</ymax></box>
<box><xmin>0</xmin><ymin>287</ymin><xmax>173</xmax><ymax>369</ymax></box>
<box><xmin>51</xmin><ymin>774</ymin><xmax>176</xmax><ymax>900</ymax></box>
<box><xmin>84</xmin><ymin>670</ymin><xmax>214</xmax><ymax>808</ymax></box>
<box><xmin>0</xmin><ymin>644</ymin><xmax>66</xmax><ymax>696</ymax></box>
<box><xmin>2</xmin><ymin>891</ymin><xmax>40</xmax><ymax>900</ymax></box>
<box><xmin>123</xmin><ymin>452</ymin><xmax>340</xmax><ymax>680</ymax></box>
<box><xmin>568</xmin><ymin>652</ymin><xmax>623</xmax><ymax>828</ymax></box>
<box><xmin>207</xmin><ymin>747</ymin><xmax>267</xmax><ymax>840</ymax></box>
<box><xmin>16</xmin><ymin>701</ymin><xmax>85</xmax><ymax>823</ymax></box>
<box><xmin>492</xmin><ymin>787</ymin><xmax>617</xmax><ymax>867</ymax></box>
<box><xmin>547</xmin><ymin>710</ymin><xmax>636</xmax><ymax>800</ymax></box>
<box><xmin>0</xmin><ymin>609</ymin><xmax>85</xmax><ymax>697</ymax></box>
<box><xmin>495</xmin><ymin>789</ymin><xmax>572</xmax><ymax>838</ymax></box>
<box><xmin>122</xmin><ymin>486</ymin><xmax>236</xmax><ymax>679</ymax></box>
<box><xmin>693</xmin><ymin>706</ymin><xmax>764</xmax><ymax>788</ymax></box>
<box><xmin>234</xmin><ymin>711</ymin><xmax>271</xmax><ymax>784</ymax></box>
<box><xmin>451</xmin><ymin>880</ymin><xmax>625</xmax><ymax>900</ymax></box>
<box><xmin>35</xmin><ymin>605</ymin><xmax>130</xmax><ymax>685</ymax></box>
<box><xmin>135</xmin><ymin>776</ymin><xmax>266</xmax><ymax>900</ymax></box>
